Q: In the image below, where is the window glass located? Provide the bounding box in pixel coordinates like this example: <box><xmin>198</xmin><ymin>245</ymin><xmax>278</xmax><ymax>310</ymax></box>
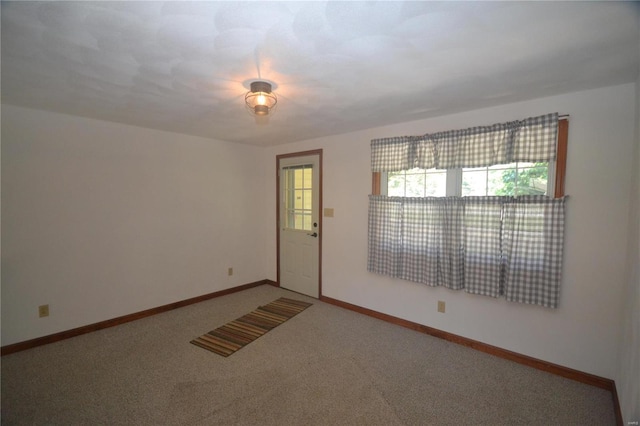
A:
<box><xmin>284</xmin><ymin>165</ymin><xmax>313</xmax><ymax>231</ymax></box>
<box><xmin>388</xmin><ymin>168</ymin><xmax>447</xmax><ymax>197</ymax></box>
<box><xmin>388</xmin><ymin>163</ymin><xmax>549</xmax><ymax>197</ymax></box>
<box><xmin>462</xmin><ymin>162</ymin><xmax>548</xmax><ymax>196</ymax></box>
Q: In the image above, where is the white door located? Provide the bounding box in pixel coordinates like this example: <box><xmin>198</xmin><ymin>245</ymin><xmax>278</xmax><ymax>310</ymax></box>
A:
<box><xmin>278</xmin><ymin>153</ymin><xmax>321</xmax><ymax>298</ymax></box>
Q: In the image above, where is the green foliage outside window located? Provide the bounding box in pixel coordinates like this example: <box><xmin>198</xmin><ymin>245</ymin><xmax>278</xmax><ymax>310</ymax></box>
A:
<box><xmin>495</xmin><ymin>163</ymin><xmax>548</xmax><ymax>196</ymax></box>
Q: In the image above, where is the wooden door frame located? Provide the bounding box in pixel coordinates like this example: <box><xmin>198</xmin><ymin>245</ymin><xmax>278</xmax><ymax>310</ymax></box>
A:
<box><xmin>276</xmin><ymin>149</ymin><xmax>323</xmax><ymax>298</ymax></box>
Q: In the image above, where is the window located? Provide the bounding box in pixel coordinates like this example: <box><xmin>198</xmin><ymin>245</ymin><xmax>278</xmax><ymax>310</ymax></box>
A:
<box><xmin>462</xmin><ymin>162</ymin><xmax>550</xmax><ymax>196</ymax></box>
<box><xmin>374</xmin><ymin>119</ymin><xmax>568</xmax><ymax>198</ymax></box>
<box><xmin>368</xmin><ymin>114</ymin><xmax>568</xmax><ymax>308</ymax></box>
<box><xmin>386</xmin><ymin>161</ymin><xmax>553</xmax><ymax>197</ymax></box>
<box><xmin>388</xmin><ymin>168</ymin><xmax>448</xmax><ymax>197</ymax></box>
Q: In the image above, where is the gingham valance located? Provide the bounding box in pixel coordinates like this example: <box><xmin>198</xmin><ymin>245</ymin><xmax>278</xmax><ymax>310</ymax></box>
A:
<box><xmin>371</xmin><ymin>113</ymin><xmax>559</xmax><ymax>172</ymax></box>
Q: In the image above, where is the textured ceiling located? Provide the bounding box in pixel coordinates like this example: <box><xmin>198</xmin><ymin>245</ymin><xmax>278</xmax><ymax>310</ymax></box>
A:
<box><xmin>2</xmin><ymin>1</ymin><xmax>639</xmax><ymax>146</ymax></box>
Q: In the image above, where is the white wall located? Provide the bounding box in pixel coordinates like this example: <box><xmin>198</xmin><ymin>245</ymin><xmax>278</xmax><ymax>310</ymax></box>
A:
<box><xmin>1</xmin><ymin>105</ymin><xmax>267</xmax><ymax>346</ymax></box>
<box><xmin>616</xmin><ymin>74</ymin><xmax>640</xmax><ymax>423</ymax></box>
<box><xmin>265</xmin><ymin>83</ymin><xmax>636</xmax><ymax>380</ymax></box>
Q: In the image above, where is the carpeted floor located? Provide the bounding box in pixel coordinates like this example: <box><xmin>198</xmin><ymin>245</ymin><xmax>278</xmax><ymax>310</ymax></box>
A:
<box><xmin>1</xmin><ymin>285</ymin><xmax>616</xmax><ymax>425</ymax></box>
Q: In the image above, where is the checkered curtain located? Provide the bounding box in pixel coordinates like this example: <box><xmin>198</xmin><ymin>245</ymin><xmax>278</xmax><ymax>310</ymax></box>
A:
<box><xmin>367</xmin><ymin>195</ymin><xmax>566</xmax><ymax>308</ymax></box>
<box><xmin>371</xmin><ymin>113</ymin><xmax>558</xmax><ymax>171</ymax></box>
<box><xmin>463</xmin><ymin>197</ymin><xmax>504</xmax><ymax>298</ymax></box>
<box><xmin>370</xmin><ymin>136</ymin><xmax>435</xmax><ymax>172</ymax></box>
<box><xmin>368</xmin><ymin>196</ymin><xmax>403</xmax><ymax>278</ymax></box>
<box><xmin>368</xmin><ymin>113</ymin><xmax>566</xmax><ymax>307</ymax></box>
<box><xmin>399</xmin><ymin>197</ymin><xmax>465</xmax><ymax>290</ymax></box>
<box><xmin>502</xmin><ymin>196</ymin><xmax>566</xmax><ymax>308</ymax></box>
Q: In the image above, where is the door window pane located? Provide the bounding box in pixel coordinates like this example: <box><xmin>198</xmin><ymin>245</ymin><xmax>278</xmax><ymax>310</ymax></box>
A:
<box><xmin>284</xmin><ymin>164</ymin><xmax>313</xmax><ymax>231</ymax></box>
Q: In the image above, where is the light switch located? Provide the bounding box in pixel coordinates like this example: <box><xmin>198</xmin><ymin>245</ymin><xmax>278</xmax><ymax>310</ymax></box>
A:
<box><xmin>324</xmin><ymin>208</ymin><xmax>334</xmax><ymax>217</ymax></box>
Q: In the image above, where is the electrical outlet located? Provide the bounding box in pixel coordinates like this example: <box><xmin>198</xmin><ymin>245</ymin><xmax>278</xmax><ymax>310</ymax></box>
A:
<box><xmin>38</xmin><ymin>304</ymin><xmax>49</xmax><ymax>318</ymax></box>
<box><xmin>437</xmin><ymin>301</ymin><xmax>446</xmax><ymax>313</ymax></box>
<box><xmin>228</xmin><ymin>267</ymin><xmax>233</xmax><ymax>276</ymax></box>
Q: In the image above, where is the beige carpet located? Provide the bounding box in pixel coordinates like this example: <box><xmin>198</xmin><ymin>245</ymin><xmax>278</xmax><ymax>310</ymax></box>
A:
<box><xmin>1</xmin><ymin>285</ymin><xmax>616</xmax><ymax>425</ymax></box>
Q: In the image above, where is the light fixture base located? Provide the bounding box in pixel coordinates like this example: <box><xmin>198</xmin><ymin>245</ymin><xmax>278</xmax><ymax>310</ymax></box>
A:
<box><xmin>250</xmin><ymin>81</ymin><xmax>272</xmax><ymax>94</ymax></box>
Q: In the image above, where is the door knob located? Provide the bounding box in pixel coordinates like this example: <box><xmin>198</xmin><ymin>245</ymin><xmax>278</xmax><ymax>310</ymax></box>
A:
<box><xmin>307</xmin><ymin>232</ymin><xmax>318</xmax><ymax>237</ymax></box>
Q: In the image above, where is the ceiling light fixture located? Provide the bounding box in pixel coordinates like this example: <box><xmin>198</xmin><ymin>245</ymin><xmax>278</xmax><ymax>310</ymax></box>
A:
<box><xmin>245</xmin><ymin>81</ymin><xmax>277</xmax><ymax>116</ymax></box>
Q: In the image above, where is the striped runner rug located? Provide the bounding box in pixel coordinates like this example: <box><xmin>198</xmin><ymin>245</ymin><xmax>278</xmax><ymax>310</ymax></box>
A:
<box><xmin>190</xmin><ymin>297</ymin><xmax>313</xmax><ymax>357</ymax></box>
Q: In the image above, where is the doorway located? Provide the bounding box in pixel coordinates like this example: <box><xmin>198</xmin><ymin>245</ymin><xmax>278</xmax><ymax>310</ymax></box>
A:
<box><xmin>276</xmin><ymin>150</ymin><xmax>322</xmax><ymax>298</ymax></box>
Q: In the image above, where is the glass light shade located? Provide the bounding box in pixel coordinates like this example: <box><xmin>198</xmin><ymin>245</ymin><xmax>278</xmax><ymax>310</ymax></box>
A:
<box><xmin>245</xmin><ymin>81</ymin><xmax>277</xmax><ymax>116</ymax></box>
